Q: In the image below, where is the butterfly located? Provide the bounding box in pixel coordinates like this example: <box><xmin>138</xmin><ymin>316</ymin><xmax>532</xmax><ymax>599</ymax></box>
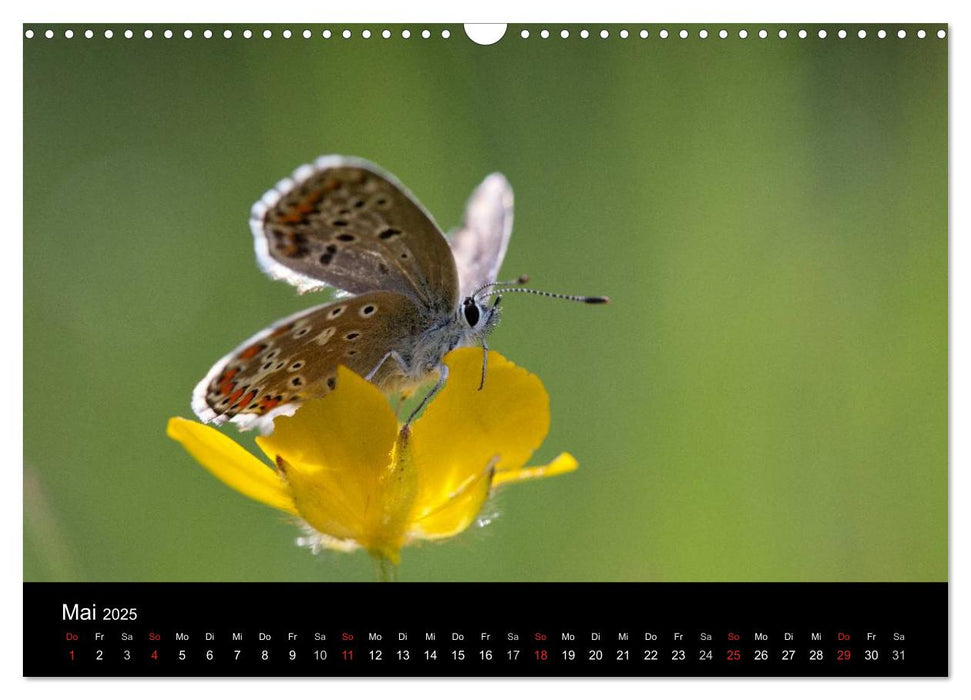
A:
<box><xmin>192</xmin><ymin>155</ymin><xmax>606</xmax><ymax>432</ymax></box>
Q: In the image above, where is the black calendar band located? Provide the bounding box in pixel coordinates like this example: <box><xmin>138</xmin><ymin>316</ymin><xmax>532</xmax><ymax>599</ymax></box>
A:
<box><xmin>24</xmin><ymin>582</ymin><xmax>947</xmax><ymax>677</ymax></box>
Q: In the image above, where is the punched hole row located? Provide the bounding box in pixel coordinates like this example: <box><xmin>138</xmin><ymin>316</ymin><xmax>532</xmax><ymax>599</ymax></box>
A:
<box><xmin>521</xmin><ymin>28</ymin><xmax>946</xmax><ymax>40</ymax></box>
<box><xmin>24</xmin><ymin>28</ymin><xmax>454</xmax><ymax>40</ymax></box>
<box><xmin>24</xmin><ymin>27</ymin><xmax>947</xmax><ymax>41</ymax></box>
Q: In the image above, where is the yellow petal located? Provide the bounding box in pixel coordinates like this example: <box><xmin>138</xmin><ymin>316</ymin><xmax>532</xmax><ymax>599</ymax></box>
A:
<box><xmin>286</xmin><ymin>427</ymin><xmax>421</xmax><ymax>555</ymax></box>
<box><xmin>366</xmin><ymin>427</ymin><xmax>420</xmax><ymax>546</ymax></box>
<box><xmin>255</xmin><ymin>365</ymin><xmax>398</xmax><ymax>518</ymax></box>
<box><xmin>275</xmin><ymin>456</ymin><xmax>365</xmax><ymax>542</ymax></box>
<box><xmin>492</xmin><ymin>452</ymin><xmax>578</xmax><ymax>487</ymax></box>
<box><xmin>410</xmin><ymin>349</ymin><xmax>550</xmax><ymax>514</ymax></box>
<box><xmin>166</xmin><ymin>417</ymin><xmax>298</xmax><ymax>515</ymax></box>
<box><xmin>409</xmin><ymin>464</ymin><xmax>495</xmax><ymax>540</ymax></box>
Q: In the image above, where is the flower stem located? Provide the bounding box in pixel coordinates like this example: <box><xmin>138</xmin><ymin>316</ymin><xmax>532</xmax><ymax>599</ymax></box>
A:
<box><xmin>372</xmin><ymin>553</ymin><xmax>398</xmax><ymax>582</ymax></box>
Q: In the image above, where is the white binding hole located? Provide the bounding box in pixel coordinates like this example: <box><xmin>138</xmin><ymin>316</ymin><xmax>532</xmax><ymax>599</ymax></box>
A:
<box><xmin>441</xmin><ymin>29</ymin><xmax>450</xmax><ymax>39</ymax></box>
<box><xmin>464</xmin><ymin>24</ymin><xmax>506</xmax><ymax>45</ymax></box>
<box><xmin>283</xmin><ymin>29</ymin><xmax>291</xmax><ymax>39</ymax></box>
<box><xmin>401</xmin><ymin>29</ymin><xmax>410</xmax><ymax>39</ymax></box>
<box><xmin>818</xmin><ymin>29</ymin><xmax>827</xmax><ymax>39</ymax></box>
<box><xmin>521</xmin><ymin>29</ymin><xmax>529</xmax><ymax>39</ymax></box>
<box><xmin>382</xmin><ymin>29</ymin><xmax>391</xmax><ymax>39</ymax></box>
<box><xmin>620</xmin><ymin>29</ymin><xmax>629</xmax><ymax>39</ymax></box>
<box><xmin>105</xmin><ymin>29</ymin><xmax>113</xmax><ymax>38</ymax></box>
<box><xmin>858</xmin><ymin>29</ymin><xmax>867</xmax><ymax>39</ymax></box>
<box><xmin>203</xmin><ymin>29</ymin><xmax>212</xmax><ymax>39</ymax></box>
<box><xmin>660</xmin><ymin>29</ymin><xmax>669</xmax><ymax>39</ymax></box>
<box><xmin>699</xmin><ymin>29</ymin><xmax>708</xmax><ymax>39</ymax></box>
<box><xmin>24</xmin><ymin>29</ymin><xmax>33</xmax><ymax>39</ymax></box>
<box><xmin>917</xmin><ymin>29</ymin><xmax>926</xmax><ymax>39</ymax></box>
<box><xmin>143</xmin><ymin>29</ymin><xmax>152</xmax><ymax>39</ymax></box>
<box><xmin>223</xmin><ymin>29</ymin><xmax>232</xmax><ymax>39</ymax></box>
<box><xmin>124</xmin><ymin>29</ymin><xmax>133</xmax><ymax>39</ymax></box>
<box><xmin>937</xmin><ymin>29</ymin><xmax>946</xmax><ymax>39</ymax></box>
<box><xmin>44</xmin><ymin>29</ymin><xmax>53</xmax><ymax>39</ymax></box>
<box><xmin>85</xmin><ymin>29</ymin><xmax>93</xmax><ymax>39</ymax></box>
<box><xmin>739</xmin><ymin>29</ymin><xmax>748</xmax><ymax>39</ymax></box>
<box><xmin>540</xmin><ymin>29</ymin><xmax>549</xmax><ymax>39</ymax></box>
<box><xmin>878</xmin><ymin>29</ymin><xmax>887</xmax><ymax>39</ymax></box>
<box><xmin>243</xmin><ymin>29</ymin><xmax>252</xmax><ymax>39</ymax></box>
<box><xmin>580</xmin><ymin>29</ymin><xmax>589</xmax><ymax>39</ymax></box>
<box><xmin>600</xmin><ymin>29</ymin><xmax>609</xmax><ymax>39</ymax></box>
<box><xmin>342</xmin><ymin>29</ymin><xmax>351</xmax><ymax>39</ymax></box>
<box><xmin>798</xmin><ymin>29</ymin><xmax>808</xmax><ymax>39</ymax></box>
<box><xmin>303</xmin><ymin>29</ymin><xmax>311</xmax><ymax>39</ymax></box>
<box><xmin>560</xmin><ymin>29</ymin><xmax>569</xmax><ymax>39</ymax></box>
<box><xmin>897</xmin><ymin>29</ymin><xmax>907</xmax><ymax>39</ymax></box>
<box><xmin>640</xmin><ymin>29</ymin><xmax>649</xmax><ymax>39</ymax></box>
<box><xmin>164</xmin><ymin>29</ymin><xmax>173</xmax><ymax>39</ymax></box>
<box><xmin>184</xmin><ymin>29</ymin><xmax>193</xmax><ymax>39</ymax></box>
<box><xmin>323</xmin><ymin>30</ymin><xmax>332</xmax><ymax>39</ymax></box>
<box><xmin>362</xmin><ymin>29</ymin><xmax>371</xmax><ymax>39</ymax></box>
<box><xmin>421</xmin><ymin>29</ymin><xmax>431</xmax><ymax>39</ymax></box>
<box><xmin>719</xmin><ymin>29</ymin><xmax>728</xmax><ymax>39</ymax></box>
<box><xmin>758</xmin><ymin>29</ymin><xmax>767</xmax><ymax>39</ymax></box>
<box><xmin>263</xmin><ymin>29</ymin><xmax>273</xmax><ymax>39</ymax></box>
<box><xmin>679</xmin><ymin>29</ymin><xmax>688</xmax><ymax>39</ymax></box>
<box><xmin>64</xmin><ymin>29</ymin><xmax>74</xmax><ymax>39</ymax></box>
<box><xmin>779</xmin><ymin>29</ymin><xmax>788</xmax><ymax>39</ymax></box>
<box><xmin>838</xmin><ymin>29</ymin><xmax>847</xmax><ymax>39</ymax></box>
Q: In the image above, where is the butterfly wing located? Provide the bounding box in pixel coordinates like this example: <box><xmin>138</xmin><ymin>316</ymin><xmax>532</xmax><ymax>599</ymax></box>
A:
<box><xmin>192</xmin><ymin>291</ymin><xmax>426</xmax><ymax>432</ymax></box>
<box><xmin>251</xmin><ymin>155</ymin><xmax>459</xmax><ymax>315</ymax></box>
<box><xmin>447</xmin><ymin>173</ymin><xmax>514</xmax><ymax>300</ymax></box>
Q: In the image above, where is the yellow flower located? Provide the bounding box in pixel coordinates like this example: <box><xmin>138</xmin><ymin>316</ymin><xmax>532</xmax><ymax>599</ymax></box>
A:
<box><xmin>167</xmin><ymin>348</ymin><xmax>576</xmax><ymax>574</ymax></box>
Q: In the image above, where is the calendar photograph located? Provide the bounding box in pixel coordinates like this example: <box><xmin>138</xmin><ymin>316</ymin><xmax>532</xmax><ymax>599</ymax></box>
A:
<box><xmin>24</xmin><ymin>23</ymin><xmax>946</xmax><ymax>599</ymax></box>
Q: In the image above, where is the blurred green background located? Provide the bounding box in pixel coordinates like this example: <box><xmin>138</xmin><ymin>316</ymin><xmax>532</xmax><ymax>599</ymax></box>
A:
<box><xmin>24</xmin><ymin>24</ymin><xmax>947</xmax><ymax>582</ymax></box>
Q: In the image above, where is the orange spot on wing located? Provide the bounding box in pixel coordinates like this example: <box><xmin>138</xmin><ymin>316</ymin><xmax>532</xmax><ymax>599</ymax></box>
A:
<box><xmin>279</xmin><ymin>190</ymin><xmax>326</xmax><ymax>223</ymax></box>
<box><xmin>238</xmin><ymin>344</ymin><xmax>266</xmax><ymax>360</ymax></box>
<box><xmin>237</xmin><ymin>390</ymin><xmax>258</xmax><ymax>409</ymax></box>
<box><xmin>216</xmin><ymin>367</ymin><xmax>239</xmax><ymax>396</ymax></box>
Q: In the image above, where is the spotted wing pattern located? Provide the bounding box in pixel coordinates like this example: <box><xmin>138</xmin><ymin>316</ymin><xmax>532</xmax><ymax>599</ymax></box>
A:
<box><xmin>251</xmin><ymin>155</ymin><xmax>460</xmax><ymax>315</ymax></box>
<box><xmin>192</xmin><ymin>291</ymin><xmax>426</xmax><ymax>431</ymax></box>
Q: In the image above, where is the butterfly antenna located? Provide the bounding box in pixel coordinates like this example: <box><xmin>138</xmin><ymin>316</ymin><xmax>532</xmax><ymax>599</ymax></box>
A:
<box><xmin>470</xmin><ymin>274</ymin><xmax>531</xmax><ymax>300</ymax></box>
<box><xmin>493</xmin><ymin>287</ymin><xmax>610</xmax><ymax>304</ymax></box>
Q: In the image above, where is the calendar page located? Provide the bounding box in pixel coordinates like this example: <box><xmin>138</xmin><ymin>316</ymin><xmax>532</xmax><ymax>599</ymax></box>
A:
<box><xmin>22</xmin><ymin>21</ymin><xmax>947</xmax><ymax>677</ymax></box>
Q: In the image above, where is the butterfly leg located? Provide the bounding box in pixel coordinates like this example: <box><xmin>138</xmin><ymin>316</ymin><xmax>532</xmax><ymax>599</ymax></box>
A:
<box><xmin>365</xmin><ymin>350</ymin><xmax>408</xmax><ymax>383</ymax></box>
<box><xmin>477</xmin><ymin>294</ymin><xmax>501</xmax><ymax>391</ymax></box>
<box><xmin>405</xmin><ymin>362</ymin><xmax>449</xmax><ymax>426</ymax></box>
<box><xmin>478</xmin><ymin>341</ymin><xmax>488</xmax><ymax>391</ymax></box>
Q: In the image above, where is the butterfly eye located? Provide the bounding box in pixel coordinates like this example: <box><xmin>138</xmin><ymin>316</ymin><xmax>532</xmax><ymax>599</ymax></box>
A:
<box><xmin>463</xmin><ymin>299</ymin><xmax>481</xmax><ymax>328</ymax></box>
